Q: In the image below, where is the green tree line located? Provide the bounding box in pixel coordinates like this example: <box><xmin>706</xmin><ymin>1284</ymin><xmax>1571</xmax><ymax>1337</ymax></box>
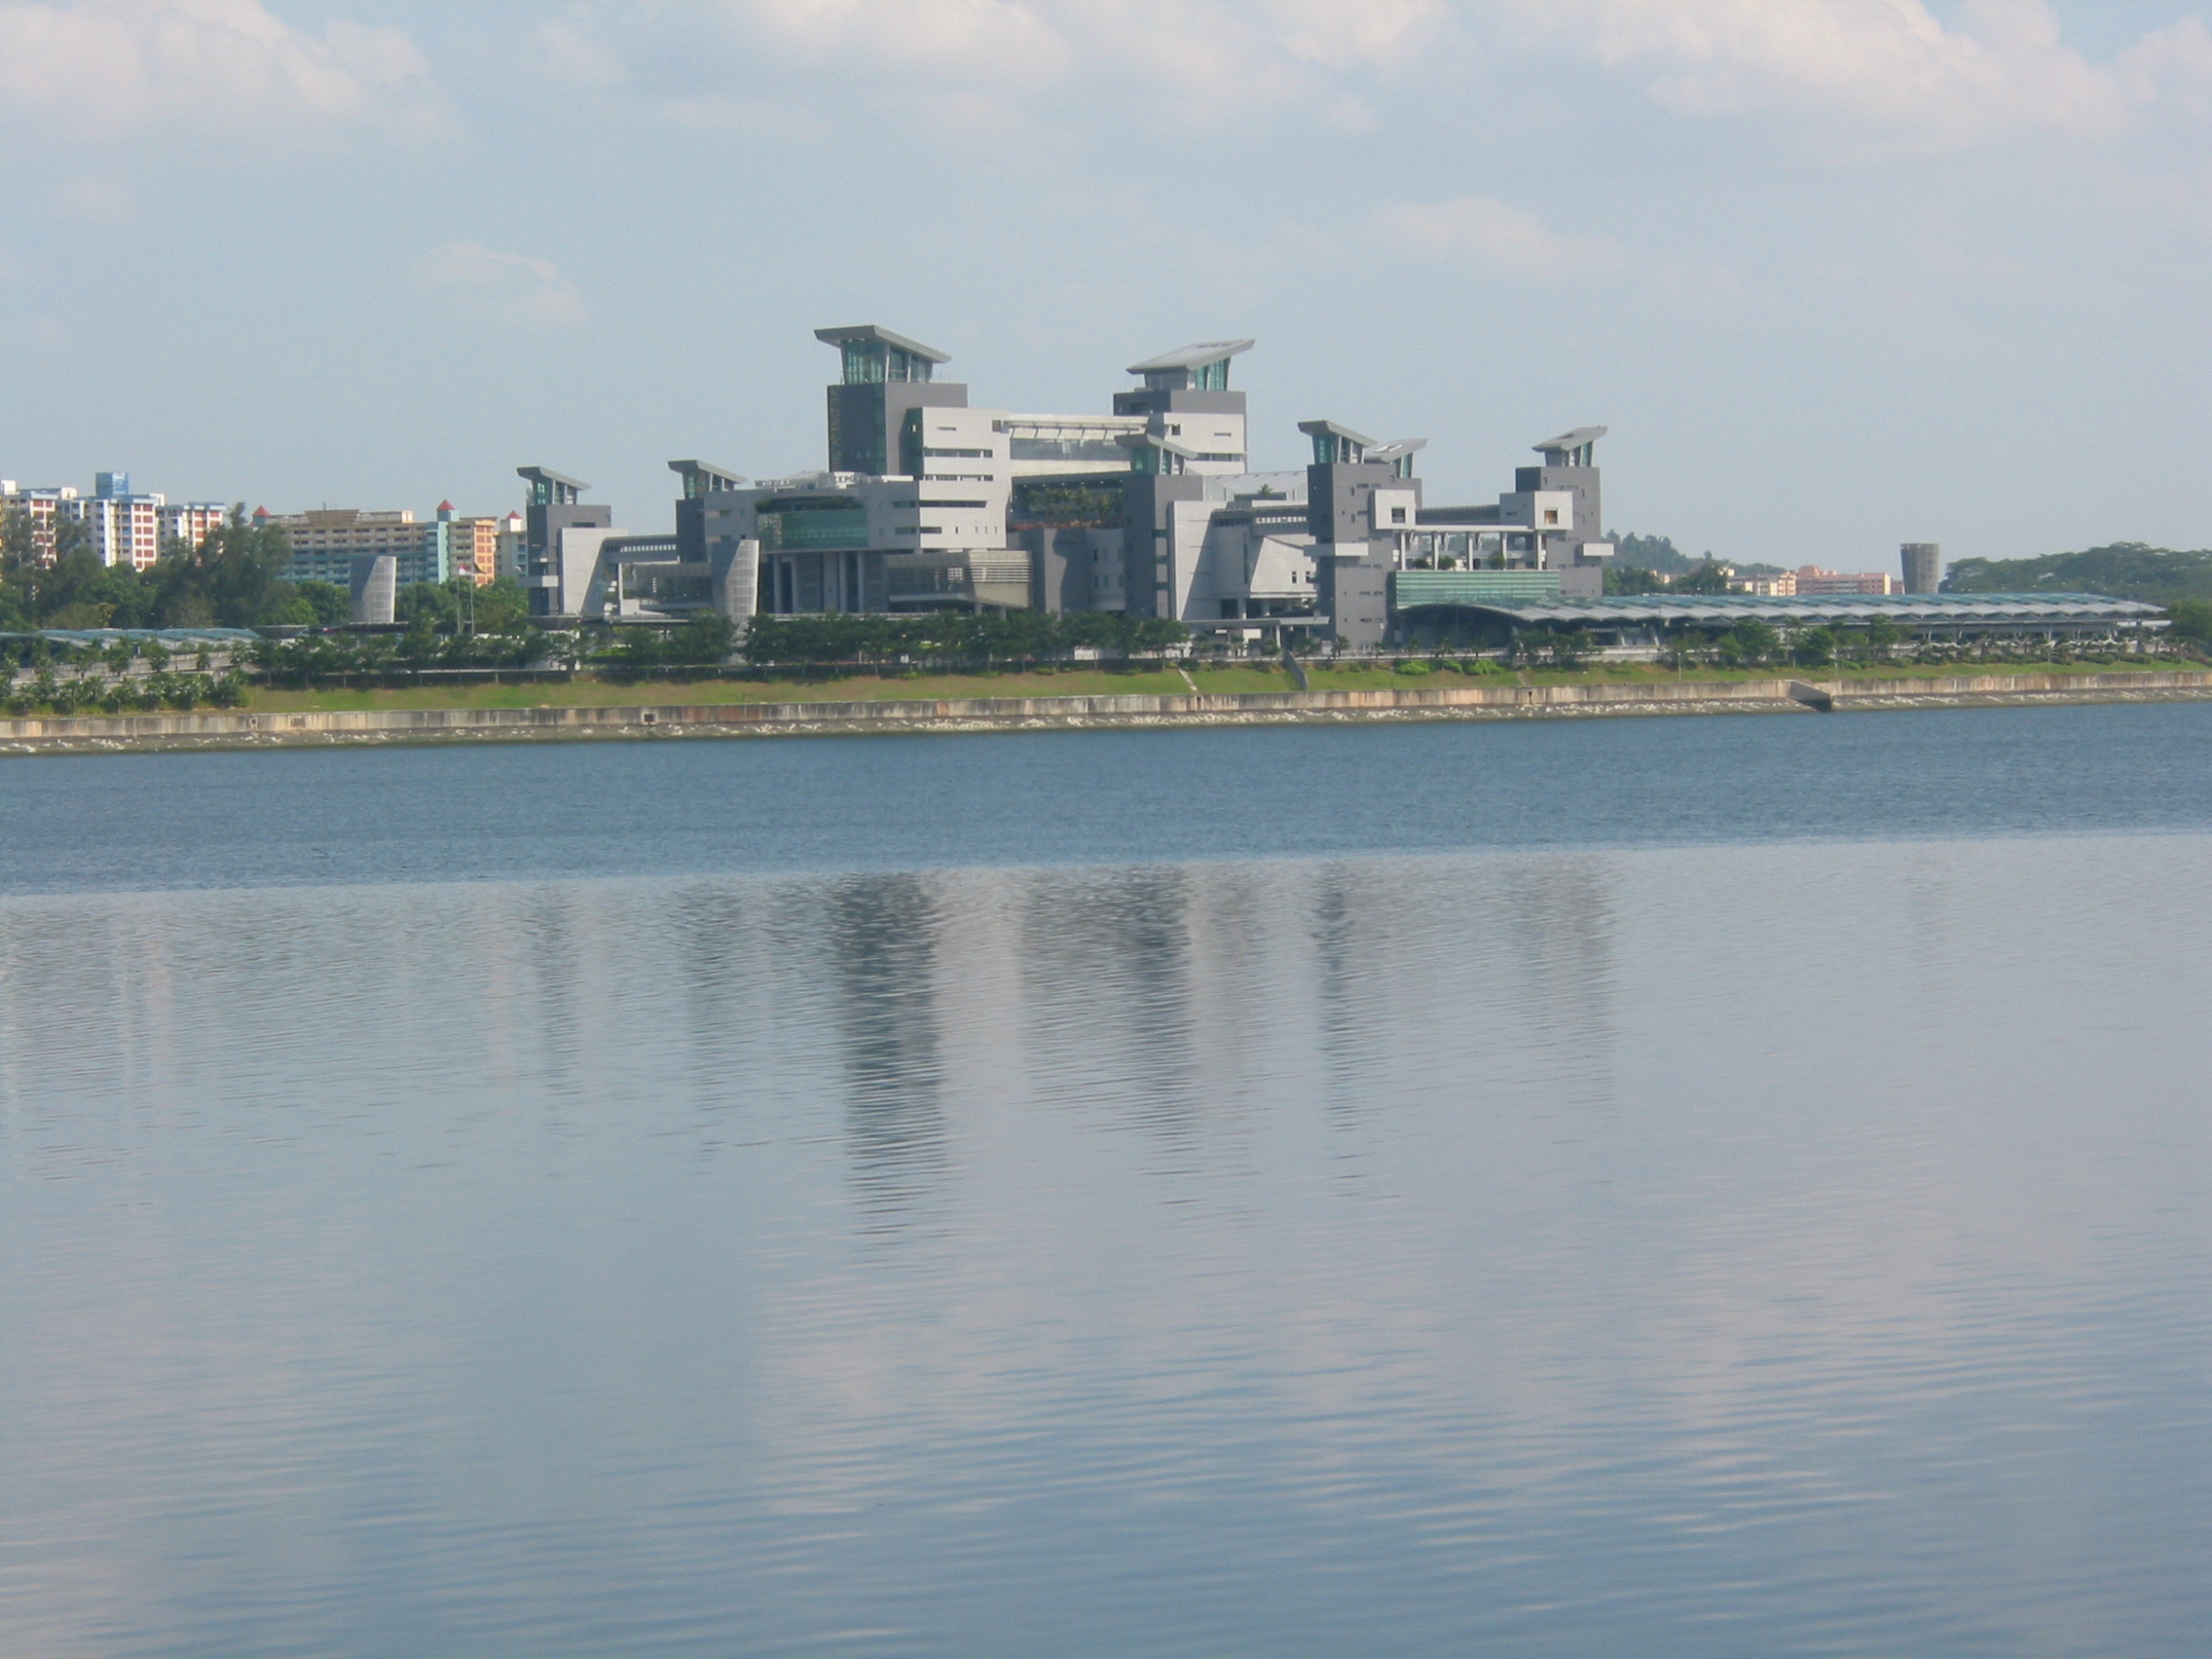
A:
<box><xmin>1943</xmin><ymin>544</ymin><xmax>2212</xmax><ymax>607</ymax></box>
<box><xmin>0</xmin><ymin>508</ymin><xmax>313</xmax><ymax>630</ymax></box>
<box><xmin>742</xmin><ymin>609</ymin><xmax>1190</xmax><ymax>668</ymax></box>
<box><xmin>1</xmin><ymin>507</ymin><xmax>536</xmax><ymax>637</ymax></box>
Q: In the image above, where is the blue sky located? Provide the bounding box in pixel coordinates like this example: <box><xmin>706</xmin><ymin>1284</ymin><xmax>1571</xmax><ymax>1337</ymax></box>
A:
<box><xmin>3</xmin><ymin>0</ymin><xmax>2209</xmax><ymax>568</ymax></box>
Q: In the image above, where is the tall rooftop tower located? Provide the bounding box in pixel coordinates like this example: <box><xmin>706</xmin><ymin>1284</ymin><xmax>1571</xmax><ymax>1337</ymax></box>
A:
<box><xmin>814</xmin><ymin>325</ymin><xmax>966</xmax><ymax>477</ymax></box>
<box><xmin>516</xmin><ymin>466</ymin><xmax>610</xmax><ymax>617</ymax></box>
<box><xmin>1517</xmin><ymin>426</ymin><xmax>1606</xmax><ymax>568</ymax></box>
<box><xmin>1113</xmin><ymin>341</ymin><xmax>1256</xmax><ymax>619</ymax></box>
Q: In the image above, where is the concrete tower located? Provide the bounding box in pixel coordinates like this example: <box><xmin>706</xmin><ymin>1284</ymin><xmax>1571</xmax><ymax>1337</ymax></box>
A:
<box><xmin>1901</xmin><ymin>542</ymin><xmax>1942</xmax><ymax>593</ymax></box>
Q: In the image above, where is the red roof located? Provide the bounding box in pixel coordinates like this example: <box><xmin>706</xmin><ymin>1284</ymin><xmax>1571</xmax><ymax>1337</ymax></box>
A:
<box><xmin>251</xmin><ymin>506</ymin><xmax>270</xmax><ymax>519</ymax></box>
<box><xmin>438</xmin><ymin>498</ymin><xmax>455</xmax><ymax>512</ymax></box>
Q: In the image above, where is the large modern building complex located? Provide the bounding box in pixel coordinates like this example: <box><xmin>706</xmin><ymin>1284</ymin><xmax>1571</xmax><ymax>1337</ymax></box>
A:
<box><xmin>518</xmin><ymin>325</ymin><xmax>1625</xmax><ymax>645</ymax></box>
<box><xmin>512</xmin><ymin>327</ymin><xmax>2158</xmax><ymax>649</ymax></box>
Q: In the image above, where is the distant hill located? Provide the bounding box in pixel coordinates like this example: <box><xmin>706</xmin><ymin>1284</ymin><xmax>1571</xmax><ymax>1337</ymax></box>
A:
<box><xmin>1942</xmin><ymin>543</ymin><xmax>2212</xmax><ymax>607</ymax></box>
<box><xmin>1608</xmin><ymin>532</ymin><xmax>1784</xmax><ymax>577</ymax></box>
<box><xmin>1608</xmin><ymin>532</ymin><xmax>1695</xmax><ymax>573</ymax></box>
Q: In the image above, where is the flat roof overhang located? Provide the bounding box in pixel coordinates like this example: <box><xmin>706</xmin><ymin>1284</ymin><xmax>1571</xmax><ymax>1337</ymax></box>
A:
<box><xmin>813</xmin><ymin>324</ymin><xmax>951</xmax><ymax>364</ymax></box>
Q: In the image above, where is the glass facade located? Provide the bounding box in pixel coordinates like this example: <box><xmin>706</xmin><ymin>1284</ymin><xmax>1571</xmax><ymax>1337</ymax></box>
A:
<box><xmin>756</xmin><ymin>502</ymin><xmax>871</xmax><ymax>552</ymax></box>
<box><xmin>841</xmin><ymin>342</ymin><xmax>934</xmax><ymax>386</ymax></box>
<box><xmin>841</xmin><ymin>341</ymin><xmax>886</xmax><ymax>385</ymax></box>
<box><xmin>1010</xmin><ymin>437</ymin><xmax>1129</xmax><ymax>463</ymax></box>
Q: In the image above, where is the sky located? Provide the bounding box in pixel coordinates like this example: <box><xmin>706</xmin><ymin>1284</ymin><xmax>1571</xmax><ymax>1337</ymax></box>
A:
<box><xmin>2</xmin><ymin>0</ymin><xmax>2210</xmax><ymax>568</ymax></box>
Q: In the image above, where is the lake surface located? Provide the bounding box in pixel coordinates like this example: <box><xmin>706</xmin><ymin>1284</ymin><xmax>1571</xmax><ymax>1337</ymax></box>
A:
<box><xmin>3</xmin><ymin>705</ymin><xmax>2209</xmax><ymax>1657</ymax></box>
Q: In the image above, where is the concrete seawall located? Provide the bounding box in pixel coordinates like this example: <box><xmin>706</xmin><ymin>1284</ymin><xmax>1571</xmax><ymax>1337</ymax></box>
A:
<box><xmin>4</xmin><ymin>671</ymin><xmax>2209</xmax><ymax>754</ymax></box>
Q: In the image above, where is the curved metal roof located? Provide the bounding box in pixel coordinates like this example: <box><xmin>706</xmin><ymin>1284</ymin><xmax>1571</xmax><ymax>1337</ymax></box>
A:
<box><xmin>1393</xmin><ymin>592</ymin><xmax>2165</xmax><ymax>625</ymax></box>
<box><xmin>3</xmin><ymin>628</ymin><xmax>261</xmax><ymax>644</ymax></box>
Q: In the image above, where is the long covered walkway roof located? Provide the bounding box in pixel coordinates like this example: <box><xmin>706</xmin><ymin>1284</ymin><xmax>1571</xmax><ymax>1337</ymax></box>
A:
<box><xmin>1396</xmin><ymin>592</ymin><xmax>2165</xmax><ymax>627</ymax></box>
<box><xmin>2</xmin><ymin>627</ymin><xmax>262</xmax><ymax>645</ymax></box>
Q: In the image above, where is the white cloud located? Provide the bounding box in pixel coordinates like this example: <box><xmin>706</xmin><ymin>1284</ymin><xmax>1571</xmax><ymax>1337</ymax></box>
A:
<box><xmin>587</xmin><ymin>1</ymin><xmax>2211</xmax><ymax>154</ymax></box>
<box><xmin>1491</xmin><ymin>0</ymin><xmax>2206</xmax><ymax>149</ymax></box>
<box><xmin>417</xmin><ymin>241</ymin><xmax>588</xmax><ymax>330</ymax></box>
<box><xmin>2120</xmin><ymin>18</ymin><xmax>2212</xmax><ymax>121</ymax></box>
<box><xmin>0</xmin><ymin>0</ymin><xmax>439</xmax><ymax>139</ymax></box>
<box><xmin>1377</xmin><ymin>195</ymin><xmax>1625</xmax><ymax>280</ymax></box>
<box><xmin>688</xmin><ymin>0</ymin><xmax>1443</xmax><ymax>105</ymax></box>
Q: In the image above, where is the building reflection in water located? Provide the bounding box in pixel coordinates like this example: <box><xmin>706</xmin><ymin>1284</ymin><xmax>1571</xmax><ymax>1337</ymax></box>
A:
<box><xmin>1495</xmin><ymin>854</ymin><xmax>1621</xmax><ymax>1123</ymax></box>
<box><xmin>667</xmin><ymin>879</ymin><xmax>780</xmax><ymax>1141</ymax></box>
<box><xmin>1015</xmin><ymin>866</ymin><xmax>1201</xmax><ymax>1146</ymax></box>
<box><xmin>818</xmin><ymin>873</ymin><xmax>949</xmax><ymax>1231</ymax></box>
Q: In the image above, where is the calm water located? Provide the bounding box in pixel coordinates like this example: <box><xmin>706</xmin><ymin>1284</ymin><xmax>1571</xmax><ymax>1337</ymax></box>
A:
<box><xmin>3</xmin><ymin>705</ymin><xmax>2209</xmax><ymax>1656</ymax></box>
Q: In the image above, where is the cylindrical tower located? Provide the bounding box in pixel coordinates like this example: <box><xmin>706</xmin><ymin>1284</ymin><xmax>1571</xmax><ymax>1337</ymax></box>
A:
<box><xmin>1901</xmin><ymin>542</ymin><xmax>1942</xmax><ymax>594</ymax></box>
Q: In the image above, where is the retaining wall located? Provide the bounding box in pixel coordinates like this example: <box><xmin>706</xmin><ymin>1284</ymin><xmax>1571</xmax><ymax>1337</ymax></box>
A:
<box><xmin>3</xmin><ymin>670</ymin><xmax>2208</xmax><ymax>752</ymax></box>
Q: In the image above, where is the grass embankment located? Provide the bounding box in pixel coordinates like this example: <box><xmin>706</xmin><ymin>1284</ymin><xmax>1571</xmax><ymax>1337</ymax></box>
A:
<box><xmin>235</xmin><ymin>657</ymin><xmax>2194</xmax><ymax>716</ymax></box>
<box><xmin>244</xmin><ymin>666</ymin><xmax>1216</xmax><ymax>714</ymax></box>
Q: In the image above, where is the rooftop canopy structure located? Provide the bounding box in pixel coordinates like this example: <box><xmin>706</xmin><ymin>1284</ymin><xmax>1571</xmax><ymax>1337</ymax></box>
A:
<box><xmin>1127</xmin><ymin>339</ymin><xmax>1254</xmax><ymax>392</ymax></box>
<box><xmin>667</xmin><ymin>460</ymin><xmax>748</xmax><ymax>500</ymax></box>
<box><xmin>1299</xmin><ymin>419</ymin><xmax>1377</xmax><ymax>466</ymax></box>
<box><xmin>814</xmin><ymin>324</ymin><xmax>950</xmax><ymax>387</ymax></box>
<box><xmin>1367</xmin><ymin>438</ymin><xmax>1427</xmax><ymax>479</ymax></box>
<box><xmin>1533</xmin><ymin>427</ymin><xmax>1606</xmax><ymax>467</ymax></box>
<box><xmin>517</xmin><ymin>466</ymin><xmax>588</xmax><ymax>506</ymax></box>
<box><xmin>1117</xmin><ymin>432</ymin><xmax>1202</xmax><ymax>475</ymax></box>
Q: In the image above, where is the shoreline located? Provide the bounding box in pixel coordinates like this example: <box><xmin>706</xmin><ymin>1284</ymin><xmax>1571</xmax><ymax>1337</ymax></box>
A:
<box><xmin>4</xmin><ymin>671</ymin><xmax>2209</xmax><ymax>755</ymax></box>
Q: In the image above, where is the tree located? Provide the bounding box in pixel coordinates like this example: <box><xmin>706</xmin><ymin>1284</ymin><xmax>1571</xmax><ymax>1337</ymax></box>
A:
<box><xmin>2165</xmin><ymin>599</ymin><xmax>2212</xmax><ymax>647</ymax></box>
<box><xmin>1719</xmin><ymin>618</ymin><xmax>1782</xmax><ymax>666</ymax></box>
<box><xmin>397</xmin><ymin>581</ymin><xmax>461</xmax><ymax>632</ymax></box>
<box><xmin>1794</xmin><ymin>626</ymin><xmax>1837</xmax><ymax>668</ymax></box>
<box><xmin>146</xmin><ymin>509</ymin><xmax>301</xmax><ymax>627</ymax></box>
<box><xmin>1548</xmin><ymin>629</ymin><xmax>1597</xmax><ymax>669</ymax></box>
<box><xmin>295</xmin><ymin>581</ymin><xmax>352</xmax><ymax>627</ymax></box>
<box><xmin>1863</xmin><ymin>615</ymin><xmax>1901</xmax><ymax>660</ymax></box>
<box><xmin>1673</xmin><ymin>561</ymin><xmax>1735</xmax><ymax>595</ymax></box>
<box><xmin>1604</xmin><ymin>564</ymin><xmax>1665</xmax><ymax>596</ymax></box>
<box><xmin>1944</xmin><ymin>544</ymin><xmax>2212</xmax><ymax>607</ymax></box>
<box><xmin>469</xmin><ymin>575</ymin><xmax>532</xmax><ymax>633</ymax></box>
<box><xmin>670</xmin><ymin>612</ymin><xmax>737</xmax><ymax>664</ymax></box>
<box><xmin>1609</xmin><ymin>532</ymin><xmax>1695</xmax><ymax>574</ymax></box>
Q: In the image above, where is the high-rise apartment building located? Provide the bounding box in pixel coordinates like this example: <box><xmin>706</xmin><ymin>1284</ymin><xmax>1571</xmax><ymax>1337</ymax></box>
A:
<box><xmin>1</xmin><ymin>472</ymin><xmax>227</xmax><ymax>568</ymax></box>
<box><xmin>162</xmin><ymin>501</ymin><xmax>231</xmax><ymax>557</ymax></box>
<box><xmin>275</xmin><ymin>507</ymin><xmax>452</xmax><ymax>589</ymax></box>
<box><xmin>438</xmin><ymin>503</ymin><xmax>509</xmax><ymax>587</ymax></box>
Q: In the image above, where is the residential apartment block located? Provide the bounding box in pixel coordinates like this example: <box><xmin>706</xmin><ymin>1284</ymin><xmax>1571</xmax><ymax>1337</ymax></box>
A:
<box><xmin>1736</xmin><ymin>565</ymin><xmax>1900</xmax><ymax>597</ymax></box>
<box><xmin>268</xmin><ymin>500</ymin><xmax>514</xmax><ymax>591</ymax></box>
<box><xmin>2</xmin><ymin>472</ymin><xmax>228</xmax><ymax>568</ymax></box>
